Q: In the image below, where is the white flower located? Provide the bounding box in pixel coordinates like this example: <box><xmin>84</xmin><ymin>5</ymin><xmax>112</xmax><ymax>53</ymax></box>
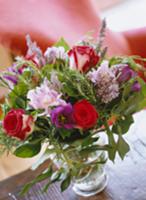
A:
<box><xmin>44</xmin><ymin>46</ymin><xmax>68</xmax><ymax>64</ymax></box>
<box><xmin>88</xmin><ymin>60</ymin><xmax>119</xmax><ymax>103</ymax></box>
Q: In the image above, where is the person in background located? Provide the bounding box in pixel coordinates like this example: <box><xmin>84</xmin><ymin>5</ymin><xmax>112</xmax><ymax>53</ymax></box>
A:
<box><xmin>0</xmin><ymin>0</ymin><xmax>145</xmax><ymax>180</ymax></box>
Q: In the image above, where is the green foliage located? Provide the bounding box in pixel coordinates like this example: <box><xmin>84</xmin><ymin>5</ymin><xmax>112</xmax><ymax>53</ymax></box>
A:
<box><xmin>116</xmin><ymin>135</ymin><xmax>130</xmax><ymax>160</ymax></box>
<box><xmin>0</xmin><ymin>130</ymin><xmax>20</xmax><ymax>154</ymax></box>
<box><xmin>20</xmin><ymin>166</ymin><xmax>53</xmax><ymax>195</ymax></box>
<box><xmin>8</xmin><ymin>81</ymin><xmax>28</xmax><ymax>109</ymax></box>
<box><xmin>59</xmin><ymin>69</ymin><xmax>97</xmax><ymax>105</ymax></box>
<box><xmin>14</xmin><ymin>141</ymin><xmax>41</xmax><ymax>158</ymax></box>
<box><xmin>41</xmin><ymin>64</ymin><xmax>54</xmax><ymax>79</ymax></box>
<box><xmin>113</xmin><ymin>90</ymin><xmax>144</xmax><ymax>116</ymax></box>
<box><xmin>112</xmin><ymin>115</ymin><xmax>134</xmax><ymax>135</ymax></box>
<box><xmin>61</xmin><ymin>173</ymin><xmax>71</xmax><ymax>192</ymax></box>
<box><xmin>43</xmin><ymin>169</ymin><xmax>62</xmax><ymax>192</ymax></box>
<box><xmin>54</xmin><ymin>37</ymin><xmax>70</xmax><ymax>51</ymax></box>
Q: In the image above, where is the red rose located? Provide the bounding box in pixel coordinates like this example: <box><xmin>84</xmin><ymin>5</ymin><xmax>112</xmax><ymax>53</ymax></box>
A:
<box><xmin>3</xmin><ymin>109</ymin><xmax>34</xmax><ymax>140</ymax></box>
<box><xmin>68</xmin><ymin>46</ymin><xmax>100</xmax><ymax>73</ymax></box>
<box><xmin>73</xmin><ymin>99</ymin><xmax>98</xmax><ymax>129</ymax></box>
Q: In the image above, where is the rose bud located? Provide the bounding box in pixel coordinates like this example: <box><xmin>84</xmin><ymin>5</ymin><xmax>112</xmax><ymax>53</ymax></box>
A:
<box><xmin>73</xmin><ymin>99</ymin><xmax>98</xmax><ymax>129</ymax></box>
<box><xmin>68</xmin><ymin>46</ymin><xmax>100</xmax><ymax>73</ymax></box>
<box><xmin>117</xmin><ymin>65</ymin><xmax>136</xmax><ymax>83</ymax></box>
<box><xmin>3</xmin><ymin>109</ymin><xmax>34</xmax><ymax>140</ymax></box>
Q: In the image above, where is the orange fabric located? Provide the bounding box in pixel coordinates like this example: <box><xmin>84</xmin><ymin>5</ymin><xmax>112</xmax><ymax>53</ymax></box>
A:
<box><xmin>0</xmin><ymin>0</ymin><xmax>145</xmax><ymax>57</ymax></box>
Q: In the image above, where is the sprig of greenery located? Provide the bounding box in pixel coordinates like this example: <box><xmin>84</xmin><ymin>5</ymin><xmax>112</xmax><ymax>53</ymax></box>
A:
<box><xmin>59</xmin><ymin>69</ymin><xmax>98</xmax><ymax>105</ymax></box>
<box><xmin>0</xmin><ymin>129</ymin><xmax>20</xmax><ymax>155</ymax></box>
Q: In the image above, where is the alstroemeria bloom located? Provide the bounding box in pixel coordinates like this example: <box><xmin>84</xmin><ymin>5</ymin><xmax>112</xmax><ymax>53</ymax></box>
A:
<box><xmin>44</xmin><ymin>46</ymin><xmax>68</xmax><ymax>64</ymax></box>
<box><xmin>68</xmin><ymin>45</ymin><xmax>100</xmax><ymax>73</ymax></box>
<box><xmin>25</xmin><ymin>35</ymin><xmax>46</xmax><ymax>67</ymax></box>
<box><xmin>27</xmin><ymin>78</ymin><xmax>66</xmax><ymax>114</ymax></box>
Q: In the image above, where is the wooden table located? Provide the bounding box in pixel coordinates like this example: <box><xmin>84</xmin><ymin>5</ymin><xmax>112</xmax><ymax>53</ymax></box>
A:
<box><xmin>1</xmin><ymin>111</ymin><xmax>146</xmax><ymax>200</ymax></box>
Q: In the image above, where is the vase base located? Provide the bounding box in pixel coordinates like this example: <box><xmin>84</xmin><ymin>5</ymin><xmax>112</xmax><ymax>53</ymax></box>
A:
<box><xmin>72</xmin><ymin>173</ymin><xmax>108</xmax><ymax>197</ymax></box>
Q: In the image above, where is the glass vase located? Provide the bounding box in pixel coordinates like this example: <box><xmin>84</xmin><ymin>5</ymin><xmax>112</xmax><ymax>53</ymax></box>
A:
<box><xmin>51</xmin><ymin>132</ymin><xmax>108</xmax><ymax>197</ymax></box>
<box><xmin>72</xmin><ymin>150</ymin><xmax>107</xmax><ymax>197</ymax></box>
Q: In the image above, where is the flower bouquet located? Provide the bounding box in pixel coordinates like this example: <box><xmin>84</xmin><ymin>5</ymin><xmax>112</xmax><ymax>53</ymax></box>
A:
<box><xmin>0</xmin><ymin>21</ymin><xmax>146</xmax><ymax>197</ymax></box>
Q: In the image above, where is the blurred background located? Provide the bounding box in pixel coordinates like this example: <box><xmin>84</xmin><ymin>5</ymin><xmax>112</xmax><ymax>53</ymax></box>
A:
<box><xmin>1</xmin><ymin>0</ymin><xmax>146</xmax><ymax>68</ymax></box>
<box><xmin>0</xmin><ymin>0</ymin><xmax>146</xmax><ymax>181</ymax></box>
<box><xmin>101</xmin><ymin>0</ymin><xmax>146</xmax><ymax>30</ymax></box>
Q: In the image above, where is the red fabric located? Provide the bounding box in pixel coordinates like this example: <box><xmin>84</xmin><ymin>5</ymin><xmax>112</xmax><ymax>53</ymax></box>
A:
<box><xmin>0</xmin><ymin>0</ymin><xmax>145</xmax><ymax>57</ymax></box>
<box><xmin>123</xmin><ymin>27</ymin><xmax>146</xmax><ymax>58</ymax></box>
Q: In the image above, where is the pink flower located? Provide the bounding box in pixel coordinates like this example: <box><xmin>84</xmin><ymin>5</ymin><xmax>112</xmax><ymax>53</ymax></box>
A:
<box><xmin>27</xmin><ymin>78</ymin><xmax>66</xmax><ymax>115</ymax></box>
<box><xmin>68</xmin><ymin>46</ymin><xmax>100</xmax><ymax>73</ymax></box>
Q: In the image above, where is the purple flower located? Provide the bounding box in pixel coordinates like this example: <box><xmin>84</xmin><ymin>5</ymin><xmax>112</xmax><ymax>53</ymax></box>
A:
<box><xmin>131</xmin><ymin>81</ymin><xmax>141</xmax><ymax>92</ymax></box>
<box><xmin>51</xmin><ymin>104</ymin><xmax>75</xmax><ymax>129</ymax></box>
<box><xmin>117</xmin><ymin>66</ymin><xmax>136</xmax><ymax>83</ymax></box>
<box><xmin>2</xmin><ymin>63</ymin><xmax>25</xmax><ymax>88</ymax></box>
<box><xmin>3</xmin><ymin>75</ymin><xmax>18</xmax><ymax>85</ymax></box>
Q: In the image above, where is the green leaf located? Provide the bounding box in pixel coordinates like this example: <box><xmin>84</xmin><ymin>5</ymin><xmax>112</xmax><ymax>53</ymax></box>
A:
<box><xmin>80</xmin><ymin>144</ymin><xmax>111</xmax><ymax>156</ymax></box>
<box><xmin>14</xmin><ymin>142</ymin><xmax>41</xmax><ymax>158</ymax></box>
<box><xmin>20</xmin><ymin>167</ymin><xmax>53</xmax><ymax>195</ymax></box>
<box><xmin>59</xmin><ymin>128</ymin><xmax>72</xmax><ymax>139</ymax></box>
<box><xmin>117</xmin><ymin>136</ymin><xmax>130</xmax><ymax>160</ymax></box>
<box><xmin>9</xmin><ymin>81</ymin><xmax>28</xmax><ymax>108</ymax></box>
<box><xmin>54</xmin><ymin>37</ymin><xmax>70</xmax><ymax>51</ymax></box>
<box><xmin>61</xmin><ymin>173</ymin><xmax>71</xmax><ymax>192</ymax></box>
<box><xmin>51</xmin><ymin>170</ymin><xmax>62</xmax><ymax>182</ymax></box>
<box><xmin>43</xmin><ymin>170</ymin><xmax>62</xmax><ymax>192</ymax></box>
<box><xmin>114</xmin><ymin>92</ymin><xmax>144</xmax><ymax>115</ymax></box>
<box><xmin>108</xmin><ymin>134</ymin><xmax>117</xmax><ymax>161</ymax></box>
<box><xmin>82</xmin><ymin>136</ymin><xmax>99</xmax><ymax>147</ymax></box>
<box><xmin>112</xmin><ymin>115</ymin><xmax>134</xmax><ymax>135</ymax></box>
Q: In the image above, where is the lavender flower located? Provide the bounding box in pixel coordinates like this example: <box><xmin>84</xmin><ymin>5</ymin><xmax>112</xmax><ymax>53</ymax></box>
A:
<box><xmin>51</xmin><ymin>103</ymin><xmax>75</xmax><ymax>129</ymax></box>
<box><xmin>44</xmin><ymin>46</ymin><xmax>68</xmax><ymax>64</ymax></box>
<box><xmin>88</xmin><ymin>61</ymin><xmax>119</xmax><ymax>103</ymax></box>
<box><xmin>27</xmin><ymin>78</ymin><xmax>66</xmax><ymax>115</ymax></box>
<box><xmin>131</xmin><ymin>81</ymin><xmax>141</xmax><ymax>92</ymax></box>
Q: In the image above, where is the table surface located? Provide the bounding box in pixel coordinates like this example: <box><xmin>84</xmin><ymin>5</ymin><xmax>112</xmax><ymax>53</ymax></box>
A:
<box><xmin>1</xmin><ymin>111</ymin><xmax>146</xmax><ymax>200</ymax></box>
